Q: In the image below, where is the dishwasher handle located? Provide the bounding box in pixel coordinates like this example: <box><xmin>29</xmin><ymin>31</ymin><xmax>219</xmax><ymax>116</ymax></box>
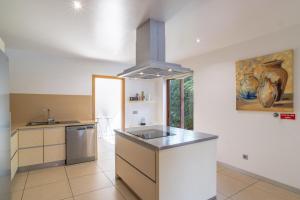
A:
<box><xmin>76</xmin><ymin>127</ymin><xmax>86</xmax><ymax>131</ymax></box>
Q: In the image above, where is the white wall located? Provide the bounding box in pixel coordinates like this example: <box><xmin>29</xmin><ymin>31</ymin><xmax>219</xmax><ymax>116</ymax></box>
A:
<box><xmin>8</xmin><ymin>49</ymin><xmax>128</xmax><ymax>95</ymax></box>
<box><xmin>180</xmin><ymin>25</ymin><xmax>300</xmax><ymax>189</ymax></box>
<box><xmin>125</xmin><ymin>79</ymin><xmax>163</xmax><ymax>127</ymax></box>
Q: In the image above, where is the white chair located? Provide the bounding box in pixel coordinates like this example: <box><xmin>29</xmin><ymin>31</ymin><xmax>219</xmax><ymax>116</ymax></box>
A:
<box><xmin>98</xmin><ymin>116</ymin><xmax>113</xmax><ymax>138</ymax></box>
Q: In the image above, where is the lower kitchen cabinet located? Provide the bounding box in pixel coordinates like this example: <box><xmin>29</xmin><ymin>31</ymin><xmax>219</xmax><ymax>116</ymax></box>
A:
<box><xmin>116</xmin><ymin>135</ymin><xmax>156</xmax><ymax>181</ymax></box>
<box><xmin>44</xmin><ymin>144</ymin><xmax>66</xmax><ymax>163</ymax></box>
<box><xmin>18</xmin><ymin>128</ymin><xmax>43</xmax><ymax>148</ymax></box>
<box><xmin>13</xmin><ymin>123</ymin><xmax>95</xmax><ymax>171</ymax></box>
<box><xmin>19</xmin><ymin>147</ymin><xmax>43</xmax><ymax>167</ymax></box>
<box><xmin>11</xmin><ymin>131</ymin><xmax>18</xmax><ymax>180</ymax></box>
<box><xmin>11</xmin><ymin>151</ymin><xmax>18</xmax><ymax>180</ymax></box>
<box><xmin>116</xmin><ymin>156</ymin><xmax>156</xmax><ymax>200</ymax></box>
<box><xmin>18</xmin><ymin>126</ymin><xmax>67</xmax><ymax>168</ymax></box>
<box><xmin>44</xmin><ymin>127</ymin><xmax>65</xmax><ymax>145</ymax></box>
<box><xmin>10</xmin><ymin>132</ymin><xmax>18</xmax><ymax>158</ymax></box>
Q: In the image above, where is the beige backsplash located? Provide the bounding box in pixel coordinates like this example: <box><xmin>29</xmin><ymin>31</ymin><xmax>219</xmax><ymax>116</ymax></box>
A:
<box><xmin>10</xmin><ymin>93</ymin><xmax>93</xmax><ymax>125</ymax></box>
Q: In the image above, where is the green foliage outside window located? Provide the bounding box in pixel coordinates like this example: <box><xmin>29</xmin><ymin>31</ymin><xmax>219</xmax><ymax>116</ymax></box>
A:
<box><xmin>184</xmin><ymin>76</ymin><xmax>194</xmax><ymax>130</ymax></box>
<box><xmin>169</xmin><ymin>79</ymin><xmax>181</xmax><ymax>128</ymax></box>
<box><xmin>169</xmin><ymin>76</ymin><xmax>193</xmax><ymax>130</ymax></box>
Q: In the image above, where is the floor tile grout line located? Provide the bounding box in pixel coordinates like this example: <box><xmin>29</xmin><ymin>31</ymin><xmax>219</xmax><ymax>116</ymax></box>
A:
<box><xmin>20</xmin><ymin>171</ymin><xmax>29</xmax><ymax>200</ymax></box>
<box><xmin>246</xmin><ymin>180</ymin><xmax>300</xmax><ymax>199</ymax></box>
<box><xmin>64</xmin><ymin>166</ymin><xmax>75</xmax><ymax>199</ymax></box>
<box><xmin>64</xmin><ymin>165</ymin><xmax>114</xmax><ymax>199</ymax></box>
<box><xmin>66</xmin><ymin>169</ymin><xmax>104</xmax><ymax>181</ymax></box>
<box><xmin>219</xmin><ymin>170</ymin><xmax>259</xmax><ymax>186</ymax></box>
<box><xmin>101</xmin><ymin>170</ymin><xmax>131</xmax><ymax>200</ymax></box>
<box><xmin>102</xmin><ymin>171</ymin><xmax>115</xmax><ymax>186</ymax></box>
<box><xmin>99</xmin><ymin>138</ymin><xmax>131</xmax><ymax>200</ymax></box>
<box><xmin>72</xmin><ymin>185</ymin><xmax>114</xmax><ymax>198</ymax></box>
<box><xmin>114</xmin><ymin>185</ymin><xmax>131</xmax><ymax>200</ymax></box>
<box><xmin>21</xmin><ymin>175</ymin><xmax>69</xmax><ymax>190</ymax></box>
<box><xmin>220</xmin><ymin>167</ymin><xmax>258</xmax><ymax>180</ymax></box>
<box><xmin>223</xmin><ymin>180</ymin><xmax>260</xmax><ymax>200</ymax></box>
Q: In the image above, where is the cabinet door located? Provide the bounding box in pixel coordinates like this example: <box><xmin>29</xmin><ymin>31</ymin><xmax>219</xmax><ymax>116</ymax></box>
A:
<box><xmin>19</xmin><ymin>129</ymin><xmax>43</xmax><ymax>148</ymax></box>
<box><xmin>116</xmin><ymin>156</ymin><xmax>156</xmax><ymax>200</ymax></box>
<box><xmin>19</xmin><ymin>147</ymin><xmax>43</xmax><ymax>167</ymax></box>
<box><xmin>11</xmin><ymin>132</ymin><xmax>18</xmax><ymax>158</ymax></box>
<box><xmin>116</xmin><ymin>135</ymin><xmax>156</xmax><ymax>181</ymax></box>
<box><xmin>44</xmin><ymin>127</ymin><xmax>65</xmax><ymax>145</ymax></box>
<box><xmin>11</xmin><ymin>151</ymin><xmax>18</xmax><ymax>180</ymax></box>
<box><xmin>44</xmin><ymin>144</ymin><xmax>66</xmax><ymax>163</ymax></box>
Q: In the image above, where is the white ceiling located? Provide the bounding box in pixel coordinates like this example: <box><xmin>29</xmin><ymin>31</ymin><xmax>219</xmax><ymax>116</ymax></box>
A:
<box><xmin>1</xmin><ymin>0</ymin><xmax>300</xmax><ymax>64</ymax></box>
<box><xmin>165</xmin><ymin>0</ymin><xmax>300</xmax><ymax>62</ymax></box>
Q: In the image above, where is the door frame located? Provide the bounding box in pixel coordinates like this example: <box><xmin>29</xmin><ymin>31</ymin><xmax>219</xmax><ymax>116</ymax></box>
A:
<box><xmin>92</xmin><ymin>75</ymin><xmax>125</xmax><ymax>129</ymax></box>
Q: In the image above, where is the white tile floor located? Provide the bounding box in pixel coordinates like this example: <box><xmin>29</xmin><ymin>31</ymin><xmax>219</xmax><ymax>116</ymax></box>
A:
<box><xmin>11</xmin><ymin>136</ymin><xmax>300</xmax><ymax>200</ymax></box>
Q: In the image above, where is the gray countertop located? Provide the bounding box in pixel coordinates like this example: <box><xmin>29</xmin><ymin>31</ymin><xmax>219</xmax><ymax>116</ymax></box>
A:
<box><xmin>115</xmin><ymin>125</ymin><xmax>218</xmax><ymax>150</ymax></box>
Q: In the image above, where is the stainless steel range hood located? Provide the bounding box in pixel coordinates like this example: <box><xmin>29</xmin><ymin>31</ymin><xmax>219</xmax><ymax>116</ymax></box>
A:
<box><xmin>118</xmin><ymin>19</ymin><xmax>193</xmax><ymax>79</ymax></box>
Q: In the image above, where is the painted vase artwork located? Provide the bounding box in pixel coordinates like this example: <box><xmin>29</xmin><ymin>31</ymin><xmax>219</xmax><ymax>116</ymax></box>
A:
<box><xmin>239</xmin><ymin>73</ymin><xmax>259</xmax><ymax>100</ymax></box>
<box><xmin>261</xmin><ymin>60</ymin><xmax>288</xmax><ymax>101</ymax></box>
<box><xmin>236</xmin><ymin>50</ymin><xmax>293</xmax><ymax>112</ymax></box>
<box><xmin>257</xmin><ymin>78</ymin><xmax>278</xmax><ymax>108</ymax></box>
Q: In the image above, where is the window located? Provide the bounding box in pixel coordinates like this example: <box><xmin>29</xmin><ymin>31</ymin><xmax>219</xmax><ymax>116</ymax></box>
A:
<box><xmin>167</xmin><ymin>76</ymin><xmax>194</xmax><ymax>130</ymax></box>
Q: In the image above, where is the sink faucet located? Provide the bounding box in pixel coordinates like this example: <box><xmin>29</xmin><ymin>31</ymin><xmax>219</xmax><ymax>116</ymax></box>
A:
<box><xmin>47</xmin><ymin>109</ymin><xmax>55</xmax><ymax>124</ymax></box>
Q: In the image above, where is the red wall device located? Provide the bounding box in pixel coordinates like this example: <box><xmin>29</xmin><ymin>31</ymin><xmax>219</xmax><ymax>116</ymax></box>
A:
<box><xmin>280</xmin><ymin>113</ymin><xmax>296</xmax><ymax>120</ymax></box>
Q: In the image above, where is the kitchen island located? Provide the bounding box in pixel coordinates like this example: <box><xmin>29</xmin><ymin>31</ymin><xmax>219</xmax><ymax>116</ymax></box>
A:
<box><xmin>115</xmin><ymin>125</ymin><xmax>218</xmax><ymax>200</ymax></box>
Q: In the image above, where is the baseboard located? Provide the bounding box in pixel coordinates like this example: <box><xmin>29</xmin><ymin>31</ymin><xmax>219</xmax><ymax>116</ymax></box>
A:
<box><xmin>18</xmin><ymin>160</ymin><xmax>66</xmax><ymax>172</ymax></box>
<box><xmin>218</xmin><ymin>161</ymin><xmax>300</xmax><ymax>195</ymax></box>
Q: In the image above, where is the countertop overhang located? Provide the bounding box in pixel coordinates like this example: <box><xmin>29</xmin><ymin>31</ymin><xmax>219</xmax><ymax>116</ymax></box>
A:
<box><xmin>115</xmin><ymin>125</ymin><xmax>218</xmax><ymax>150</ymax></box>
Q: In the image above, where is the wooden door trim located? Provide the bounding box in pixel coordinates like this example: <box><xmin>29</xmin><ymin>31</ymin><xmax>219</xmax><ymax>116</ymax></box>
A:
<box><xmin>92</xmin><ymin>75</ymin><xmax>125</xmax><ymax>129</ymax></box>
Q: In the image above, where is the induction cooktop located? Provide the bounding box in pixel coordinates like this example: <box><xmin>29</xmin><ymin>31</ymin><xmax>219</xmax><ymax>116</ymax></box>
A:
<box><xmin>127</xmin><ymin>129</ymin><xmax>176</xmax><ymax>139</ymax></box>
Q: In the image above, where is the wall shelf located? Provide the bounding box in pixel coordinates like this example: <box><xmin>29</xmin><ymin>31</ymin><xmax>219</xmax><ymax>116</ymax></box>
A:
<box><xmin>127</xmin><ymin>100</ymin><xmax>156</xmax><ymax>104</ymax></box>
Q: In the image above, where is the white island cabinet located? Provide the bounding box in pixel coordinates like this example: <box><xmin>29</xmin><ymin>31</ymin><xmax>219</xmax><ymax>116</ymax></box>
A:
<box><xmin>115</xmin><ymin>125</ymin><xmax>218</xmax><ymax>200</ymax></box>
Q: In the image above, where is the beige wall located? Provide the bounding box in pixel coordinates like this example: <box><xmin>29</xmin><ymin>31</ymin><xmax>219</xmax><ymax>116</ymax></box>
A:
<box><xmin>10</xmin><ymin>93</ymin><xmax>92</xmax><ymax>125</ymax></box>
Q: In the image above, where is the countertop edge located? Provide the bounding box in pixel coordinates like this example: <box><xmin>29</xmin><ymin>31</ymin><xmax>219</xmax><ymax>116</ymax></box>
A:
<box><xmin>11</xmin><ymin>129</ymin><xmax>18</xmax><ymax>137</ymax></box>
<box><xmin>159</xmin><ymin>135</ymin><xmax>219</xmax><ymax>150</ymax></box>
<box><xmin>116</xmin><ymin>131</ymin><xmax>159</xmax><ymax>150</ymax></box>
<box><xmin>115</xmin><ymin>129</ymin><xmax>218</xmax><ymax>150</ymax></box>
<box><xmin>11</xmin><ymin>121</ymin><xmax>97</xmax><ymax>136</ymax></box>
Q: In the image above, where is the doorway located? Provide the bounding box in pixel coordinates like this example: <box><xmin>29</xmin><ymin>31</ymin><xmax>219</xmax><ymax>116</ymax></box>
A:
<box><xmin>166</xmin><ymin>76</ymin><xmax>194</xmax><ymax>130</ymax></box>
<box><xmin>92</xmin><ymin>75</ymin><xmax>125</xmax><ymax>143</ymax></box>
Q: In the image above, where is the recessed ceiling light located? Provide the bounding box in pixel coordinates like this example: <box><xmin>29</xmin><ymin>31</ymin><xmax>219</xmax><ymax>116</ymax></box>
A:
<box><xmin>73</xmin><ymin>1</ymin><xmax>82</xmax><ymax>10</ymax></box>
<box><xmin>168</xmin><ymin>68</ymin><xmax>173</xmax><ymax>72</ymax></box>
<box><xmin>196</xmin><ymin>38</ymin><xmax>201</xmax><ymax>43</ymax></box>
<box><xmin>156</xmin><ymin>74</ymin><xmax>160</xmax><ymax>77</ymax></box>
<box><xmin>139</xmin><ymin>72</ymin><xmax>144</xmax><ymax>75</ymax></box>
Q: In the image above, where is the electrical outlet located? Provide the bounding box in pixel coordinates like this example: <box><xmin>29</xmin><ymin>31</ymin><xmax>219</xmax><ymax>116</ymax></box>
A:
<box><xmin>243</xmin><ymin>154</ymin><xmax>248</xmax><ymax>160</ymax></box>
<box><xmin>132</xmin><ymin>110</ymin><xmax>138</xmax><ymax>114</ymax></box>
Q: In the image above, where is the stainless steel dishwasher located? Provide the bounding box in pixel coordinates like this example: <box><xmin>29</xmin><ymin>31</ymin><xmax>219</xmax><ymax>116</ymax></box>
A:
<box><xmin>66</xmin><ymin>124</ymin><xmax>96</xmax><ymax>165</ymax></box>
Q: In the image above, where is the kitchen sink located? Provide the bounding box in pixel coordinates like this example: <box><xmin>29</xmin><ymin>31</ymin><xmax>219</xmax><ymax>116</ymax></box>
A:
<box><xmin>26</xmin><ymin>120</ymin><xmax>80</xmax><ymax>126</ymax></box>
